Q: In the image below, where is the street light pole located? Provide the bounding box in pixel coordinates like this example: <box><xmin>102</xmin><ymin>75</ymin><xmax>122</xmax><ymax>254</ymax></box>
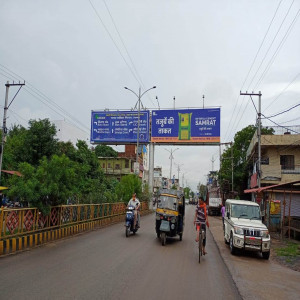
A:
<box><xmin>0</xmin><ymin>81</ymin><xmax>25</xmax><ymax>184</ymax></box>
<box><xmin>164</xmin><ymin>148</ymin><xmax>179</xmax><ymax>186</ymax></box>
<box><xmin>124</xmin><ymin>85</ymin><xmax>156</xmax><ymax>164</ymax></box>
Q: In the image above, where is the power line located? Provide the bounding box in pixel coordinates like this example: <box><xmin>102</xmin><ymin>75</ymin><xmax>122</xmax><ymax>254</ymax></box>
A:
<box><xmin>263</xmin><ymin>73</ymin><xmax>300</xmax><ymax>112</ymax></box>
<box><xmin>247</xmin><ymin>0</ymin><xmax>295</xmax><ymax>90</ymax></box>
<box><xmin>263</xmin><ymin>102</ymin><xmax>300</xmax><ymax>119</ymax></box>
<box><xmin>224</xmin><ymin>0</ymin><xmax>283</xmax><ymax>142</ymax></box>
<box><xmin>88</xmin><ymin>0</ymin><xmax>143</xmax><ymax>87</ymax></box>
<box><xmin>0</xmin><ymin>65</ymin><xmax>90</xmax><ymax>134</ymax></box>
<box><xmin>254</xmin><ymin>8</ymin><xmax>300</xmax><ymax>90</ymax></box>
<box><xmin>262</xmin><ymin>114</ymin><xmax>300</xmax><ymax>133</ymax></box>
<box><xmin>280</xmin><ymin>116</ymin><xmax>300</xmax><ymax>124</ymax></box>
<box><xmin>102</xmin><ymin>0</ymin><xmax>156</xmax><ymax>108</ymax></box>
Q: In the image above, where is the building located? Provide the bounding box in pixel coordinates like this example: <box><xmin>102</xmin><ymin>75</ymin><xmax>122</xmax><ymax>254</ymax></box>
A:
<box><xmin>98</xmin><ymin>145</ymin><xmax>147</xmax><ymax>181</ymax></box>
<box><xmin>98</xmin><ymin>156</ymin><xmax>134</xmax><ymax>181</ymax></box>
<box><xmin>245</xmin><ymin>127</ymin><xmax>300</xmax><ymax>236</ymax></box>
<box><xmin>153</xmin><ymin>167</ymin><xmax>163</xmax><ymax>193</ymax></box>
<box><xmin>246</xmin><ymin>128</ymin><xmax>300</xmax><ymax>188</ymax></box>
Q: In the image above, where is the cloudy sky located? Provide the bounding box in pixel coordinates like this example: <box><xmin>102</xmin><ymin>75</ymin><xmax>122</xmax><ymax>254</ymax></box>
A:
<box><xmin>0</xmin><ymin>0</ymin><xmax>300</xmax><ymax>191</ymax></box>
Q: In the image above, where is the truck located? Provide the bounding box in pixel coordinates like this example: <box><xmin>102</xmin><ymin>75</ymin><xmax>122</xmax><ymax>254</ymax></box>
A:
<box><xmin>207</xmin><ymin>186</ymin><xmax>222</xmax><ymax>216</ymax></box>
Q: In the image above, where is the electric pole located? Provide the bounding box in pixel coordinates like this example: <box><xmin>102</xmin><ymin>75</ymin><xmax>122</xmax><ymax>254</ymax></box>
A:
<box><xmin>0</xmin><ymin>81</ymin><xmax>25</xmax><ymax>183</ymax></box>
<box><xmin>240</xmin><ymin>91</ymin><xmax>262</xmax><ymax>188</ymax></box>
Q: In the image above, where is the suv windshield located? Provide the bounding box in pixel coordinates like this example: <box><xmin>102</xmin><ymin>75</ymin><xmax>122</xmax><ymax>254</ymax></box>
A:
<box><xmin>231</xmin><ymin>204</ymin><xmax>261</xmax><ymax>219</ymax></box>
<box><xmin>158</xmin><ymin>195</ymin><xmax>177</xmax><ymax>211</ymax></box>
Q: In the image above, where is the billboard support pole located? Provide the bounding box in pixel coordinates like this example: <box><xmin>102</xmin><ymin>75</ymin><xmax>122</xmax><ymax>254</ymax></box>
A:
<box><xmin>149</xmin><ymin>142</ymin><xmax>154</xmax><ymax>210</ymax></box>
<box><xmin>136</xmin><ymin>87</ymin><xmax>141</xmax><ymax>163</ymax></box>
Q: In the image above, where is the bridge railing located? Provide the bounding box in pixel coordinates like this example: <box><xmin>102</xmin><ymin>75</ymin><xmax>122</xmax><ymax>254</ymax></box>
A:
<box><xmin>0</xmin><ymin>201</ymin><xmax>149</xmax><ymax>240</ymax></box>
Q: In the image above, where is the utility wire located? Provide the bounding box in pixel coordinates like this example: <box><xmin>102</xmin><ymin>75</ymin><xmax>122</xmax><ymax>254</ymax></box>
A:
<box><xmin>254</xmin><ymin>8</ymin><xmax>300</xmax><ymax>90</ymax></box>
<box><xmin>262</xmin><ymin>114</ymin><xmax>300</xmax><ymax>133</ymax></box>
<box><xmin>280</xmin><ymin>116</ymin><xmax>300</xmax><ymax>124</ymax></box>
<box><xmin>263</xmin><ymin>102</ymin><xmax>300</xmax><ymax>119</ymax></box>
<box><xmin>250</xmin><ymin>95</ymin><xmax>258</xmax><ymax>114</ymax></box>
<box><xmin>102</xmin><ymin>0</ymin><xmax>156</xmax><ymax>108</ymax></box>
<box><xmin>263</xmin><ymin>73</ymin><xmax>300</xmax><ymax>112</ymax></box>
<box><xmin>247</xmin><ymin>0</ymin><xmax>295</xmax><ymax>90</ymax></box>
<box><xmin>88</xmin><ymin>0</ymin><xmax>142</xmax><ymax>86</ymax></box>
<box><xmin>227</xmin><ymin>1</ymin><xmax>298</xmax><ymax>141</ymax></box>
<box><xmin>224</xmin><ymin>0</ymin><xmax>283</xmax><ymax>142</ymax></box>
<box><xmin>0</xmin><ymin>65</ymin><xmax>90</xmax><ymax>134</ymax></box>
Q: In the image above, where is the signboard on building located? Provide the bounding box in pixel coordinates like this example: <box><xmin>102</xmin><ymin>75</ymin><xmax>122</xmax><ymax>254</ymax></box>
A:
<box><xmin>91</xmin><ymin>111</ymin><xmax>149</xmax><ymax>144</ymax></box>
<box><xmin>151</xmin><ymin>108</ymin><xmax>220</xmax><ymax>144</ymax></box>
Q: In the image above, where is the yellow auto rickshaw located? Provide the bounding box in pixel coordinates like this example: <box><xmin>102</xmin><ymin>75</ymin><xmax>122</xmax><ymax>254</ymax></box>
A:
<box><xmin>155</xmin><ymin>189</ymin><xmax>185</xmax><ymax>246</ymax></box>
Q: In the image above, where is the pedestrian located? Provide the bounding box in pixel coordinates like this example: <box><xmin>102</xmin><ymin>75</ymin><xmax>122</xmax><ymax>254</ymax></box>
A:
<box><xmin>221</xmin><ymin>203</ymin><xmax>225</xmax><ymax>230</ymax></box>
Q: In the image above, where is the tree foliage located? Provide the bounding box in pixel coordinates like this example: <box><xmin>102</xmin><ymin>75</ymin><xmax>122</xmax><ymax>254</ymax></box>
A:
<box><xmin>94</xmin><ymin>144</ymin><xmax>118</xmax><ymax>158</ymax></box>
<box><xmin>3</xmin><ymin>118</ymin><xmax>135</xmax><ymax>214</ymax></box>
<box><xmin>116</xmin><ymin>174</ymin><xmax>142</xmax><ymax>203</ymax></box>
<box><xmin>219</xmin><ymin>125</ymin><xmax>274</xmax><ymax>197</ymax></box>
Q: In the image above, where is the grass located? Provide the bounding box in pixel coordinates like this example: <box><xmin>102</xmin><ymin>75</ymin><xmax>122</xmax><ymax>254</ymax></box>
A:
<box><xmin>275</xmin><ymin>242</ymin><xmax>300</xmax><ymax>257</ymax></box>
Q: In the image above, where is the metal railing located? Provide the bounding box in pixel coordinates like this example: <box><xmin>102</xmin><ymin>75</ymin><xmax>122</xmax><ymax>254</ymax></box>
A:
<box><xmin>281</xmin><ymin>165</ymin><xmax>300</xmax><ymax>174</ymax></box>
<box><xmin>0</xmin><ymin>202</ymin><xmax>149</xmax><ymax>240</ymax></box>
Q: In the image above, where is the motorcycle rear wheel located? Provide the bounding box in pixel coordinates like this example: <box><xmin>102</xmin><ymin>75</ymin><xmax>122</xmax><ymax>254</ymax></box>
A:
<box><xmin>125</xmin><ymin>227</ymin><xmax>130</xmax><ymax>238</ymax></box>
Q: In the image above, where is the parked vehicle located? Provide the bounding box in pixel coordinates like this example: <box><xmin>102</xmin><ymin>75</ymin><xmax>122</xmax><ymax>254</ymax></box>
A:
<box><xmin>207</xmin><ymin>186</ymin><xmax>222</xmax><ymax>216</ymax></box>
<box><xmin>224</xmin><ymin>199</ymin><xmax>271</xmax><ymax>259</ymax></box>
<box><xmin>125</xmin><ymin>205</ymin><xmax>139</xmax><ymax>237</ymax></box>
<box><xmin>155</xmin><ymin>189</ymin><xmax>185</xmax><ymax>246</ymax></box>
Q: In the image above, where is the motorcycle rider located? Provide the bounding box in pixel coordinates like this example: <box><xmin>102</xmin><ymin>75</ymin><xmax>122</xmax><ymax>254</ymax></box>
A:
<box><xmin>127</xmin><ymin>193</ymin><xmax>140</xmax><ymax>229</ymax></box>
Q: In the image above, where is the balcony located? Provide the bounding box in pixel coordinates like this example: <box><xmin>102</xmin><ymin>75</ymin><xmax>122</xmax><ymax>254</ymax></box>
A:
<box><xmin>281</xmin><ymin>165</ymin><xmax>300</xmax><ymax>174</ymax></box>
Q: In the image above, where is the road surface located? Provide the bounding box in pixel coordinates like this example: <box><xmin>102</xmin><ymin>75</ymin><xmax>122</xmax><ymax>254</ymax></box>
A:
<box><xmin>0</xmin><ymin>205</ymin><xmax>241</xmax><ymax>300</ymax></box>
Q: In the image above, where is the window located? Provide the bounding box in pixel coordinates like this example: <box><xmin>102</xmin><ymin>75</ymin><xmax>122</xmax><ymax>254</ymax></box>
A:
<box><xmin>125</xmin><ymin>160</ymin><xmax>129</xmax><ymax>168</ymax></box>
<box><xmin>261</xmin><ymin>157</ymin><xmax>269</xmax><ymax>165</ymax></box>
<box><xmin>108</xmin><ymin>163</ymin><xmax>111</xmax><ymax>168</ymax></box>
<box><xmin>102</xmin><ymin>163</ymin><xmax>105</xmax><ymax>168</ymax></box>
<box><xmin>115</xmin><ymin>164</ymin><xmax>120</xmax><ymax>170</ymax></box>
<box><xmin>280</xmin><ymin>155</ymin><xmax>294</xmax><ymax>170</ymax></box>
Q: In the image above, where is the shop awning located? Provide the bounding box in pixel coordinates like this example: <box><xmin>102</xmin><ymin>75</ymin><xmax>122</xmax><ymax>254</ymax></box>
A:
<box><xmin>244</xmin><ymin>180</ymin><xmax>300</xmax><ymax>194</ymax></box>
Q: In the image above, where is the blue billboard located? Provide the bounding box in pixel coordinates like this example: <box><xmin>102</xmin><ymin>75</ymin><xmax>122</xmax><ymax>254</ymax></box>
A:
<box><xmin>91</xmin><ymin>111</ymin><xmax>149</xmax><ymax>144</ymax></box>
<box><xmin>151</xmin><ymin>108</ymin><xmax>220</xmax><ymax>144</ymax></box>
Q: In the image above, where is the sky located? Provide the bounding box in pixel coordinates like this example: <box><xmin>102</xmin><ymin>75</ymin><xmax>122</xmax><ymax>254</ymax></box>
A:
<box><xmin>0</xmin><ymin>0</ymin><xmax>300</xmax><ymax>191</ymax></box>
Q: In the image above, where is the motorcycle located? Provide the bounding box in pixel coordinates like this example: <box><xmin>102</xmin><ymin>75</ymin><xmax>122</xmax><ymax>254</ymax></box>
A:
<box><xmin>125</xmin><ymin>205</ymin><xmax>140</xmax><ymax>237</ymax></box>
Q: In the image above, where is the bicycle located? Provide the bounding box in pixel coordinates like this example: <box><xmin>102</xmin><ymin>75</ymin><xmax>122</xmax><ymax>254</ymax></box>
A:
<box><xmin>196</xmin><ymin>222</ymin><xmax>206</xmax><ymax>263</ymax></box>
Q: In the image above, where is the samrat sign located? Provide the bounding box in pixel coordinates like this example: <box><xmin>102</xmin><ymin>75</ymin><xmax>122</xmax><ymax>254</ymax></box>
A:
<box><xmin>151</xmin><ymin>108</ymin><xmax>220</xmax><ymax>144</ymax></box>
<box><xmin>91</xmin><ymin>111</ymin><xmax>149</xmax><ymax>144</ymax></box>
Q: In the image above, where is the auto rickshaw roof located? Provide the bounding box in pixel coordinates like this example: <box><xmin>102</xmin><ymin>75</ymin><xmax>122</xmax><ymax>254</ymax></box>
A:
<box><xmin>159</xmin><ymin>189</ymin><xmax>183</xmax><ymax>198</ymax></box>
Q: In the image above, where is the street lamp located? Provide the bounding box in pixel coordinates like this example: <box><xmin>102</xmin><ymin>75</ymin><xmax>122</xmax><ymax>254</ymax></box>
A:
<box><xmin>174</xmin><ymin>162</ymin><xmax>184</xmax><ymax>190</ymax></box>
<box><xmin>124</xmin><ymin>86</ymin><xmax>156</xmax><ymax>164</ymax></box>
<box><xmin>164</xmin><ymin>148</ymin><xmax>179</xmax><ymax>186</ymax></box>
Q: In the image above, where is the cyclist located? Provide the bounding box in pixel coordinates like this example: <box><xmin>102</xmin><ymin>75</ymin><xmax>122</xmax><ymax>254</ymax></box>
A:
<box><xmin>194</xmin><ymin>196</ymin><xmax>209</xmax><ymax>255</ymax></box>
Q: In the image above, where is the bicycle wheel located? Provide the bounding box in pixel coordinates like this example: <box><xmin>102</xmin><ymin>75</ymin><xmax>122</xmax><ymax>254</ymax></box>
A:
<box><xmin>198</xmin><ymin>231</ymin><xmax>202</xmax><ymax>263</ymax></box>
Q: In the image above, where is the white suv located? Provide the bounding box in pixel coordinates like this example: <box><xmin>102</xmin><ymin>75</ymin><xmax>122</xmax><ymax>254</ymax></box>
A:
<box><xmin>224</xmin><ymin>199</ymin><xmax>271</xmax><ymax>259</ymax></box>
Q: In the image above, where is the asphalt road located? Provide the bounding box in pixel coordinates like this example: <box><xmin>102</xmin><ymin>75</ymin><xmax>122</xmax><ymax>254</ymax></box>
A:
<box><xmin>0</xmin><ymin>206</ymin><xmax>241</xmax><ymax>300</ymax></box>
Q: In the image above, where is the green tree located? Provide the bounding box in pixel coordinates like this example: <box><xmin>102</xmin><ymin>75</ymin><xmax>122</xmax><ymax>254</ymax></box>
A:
<box><xmin>26</xmin><ymin>119</ymin><xmax>58</xmax><ymax>166</ymax></box>
<box><xmin>7</xmin><ymin>154</ymin><xmax>77</xmax><ymax>214</ymax></box>
<box><xmin>219</xmin><ymin>125</ymin><xmax>274</xmax><ymax>197</ymax></box>
<box><xmin>184</xmin><ymin>187</ymin><xmax>191</xmax><ymax>199</ymax></box>
<box><xmin>116</xmin><ymin>174</ymin><xmax>142</xmax><ymax>203</ymax></box>
<box><xmin>94</xmin><ymin>144</ymin><xmax>118</xmax><ymax>158</ymax></box>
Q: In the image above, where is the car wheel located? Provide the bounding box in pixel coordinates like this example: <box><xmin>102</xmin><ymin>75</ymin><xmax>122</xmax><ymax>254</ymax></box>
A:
<box><xmin>224</xmin><ymin>233</ymin><xmax>229</xmax><ymax>245</ymax></box>
<box><xmin>262</xmin><ymin>251</ymin><xmax>270</xmax><ymax>260</ymax></box>
<box><xmin>230</xmin><ymin>233</ymin><xmax>236</xmax><ymax>255</ymax></box>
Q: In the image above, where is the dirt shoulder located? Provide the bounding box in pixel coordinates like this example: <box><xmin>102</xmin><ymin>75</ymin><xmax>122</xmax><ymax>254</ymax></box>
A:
<box><xmin>270</xmin><ymin>232</ymin><xmax>300</xmax><ymax>272</ymax></box>
<box><xmin>209</xmin><ymin>216</ymin><xmax>300</xmax><ymax>300</ymax></box>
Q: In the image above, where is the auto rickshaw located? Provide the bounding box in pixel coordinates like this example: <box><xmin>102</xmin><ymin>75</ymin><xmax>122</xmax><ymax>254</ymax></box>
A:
<box><xmin>155</xmin><ymin>189</ymin><xmax>185</xmax><ymax>246</ymax></box>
